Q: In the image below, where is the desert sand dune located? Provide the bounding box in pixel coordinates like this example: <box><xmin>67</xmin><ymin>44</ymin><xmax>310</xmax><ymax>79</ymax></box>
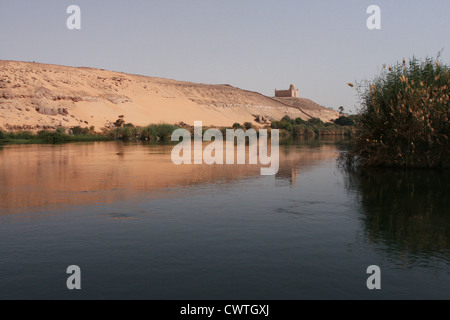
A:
<box><xmin>0</xmin><ymin>60</ymin><xmax>338</xmax><ymax>131</ymax></box>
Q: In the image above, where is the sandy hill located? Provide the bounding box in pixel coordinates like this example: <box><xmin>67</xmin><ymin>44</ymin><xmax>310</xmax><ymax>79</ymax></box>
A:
<box><xmin>0</xmin><ymin>60</ymin><xmax>338</xmax><ymax>131</ymax></box>
<box><xmin>274</xmin><ymin>97</ymin><xmax>339</xmax><ymax>122</ymax></box>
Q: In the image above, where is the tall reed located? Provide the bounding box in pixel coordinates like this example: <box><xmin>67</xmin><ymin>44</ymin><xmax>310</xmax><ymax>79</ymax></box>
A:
<box><xmin>343</xmin><ymin>56</ymin><xmax>450</xmax><ymax>168</ymax></box>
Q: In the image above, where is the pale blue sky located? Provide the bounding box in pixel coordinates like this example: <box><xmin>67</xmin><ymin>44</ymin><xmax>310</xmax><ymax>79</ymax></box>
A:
<box><xmin>1</xmin><ymin>0</ymin><xmax>449</xmax><ymax>112</ymax></box>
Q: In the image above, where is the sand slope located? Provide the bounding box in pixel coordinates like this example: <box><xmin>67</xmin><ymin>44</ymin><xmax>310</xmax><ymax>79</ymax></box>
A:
<box><xmin>0</xmin><ymin>60</ymin><xmax>338</xmax><ymax>131</ymax></box>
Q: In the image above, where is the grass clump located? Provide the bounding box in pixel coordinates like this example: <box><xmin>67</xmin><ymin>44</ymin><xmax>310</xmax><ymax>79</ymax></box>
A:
<box><xmin>342</xmin><ymin>55</ymin><xmax>450</xmax><ymax>168</ymax></box>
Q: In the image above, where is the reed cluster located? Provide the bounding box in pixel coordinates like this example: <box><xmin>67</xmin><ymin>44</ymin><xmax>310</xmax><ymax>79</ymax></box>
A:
<box><xmin>343</xmin><ymin>56</ymin><xmax>450</xmax><ymax>168</ymax></box>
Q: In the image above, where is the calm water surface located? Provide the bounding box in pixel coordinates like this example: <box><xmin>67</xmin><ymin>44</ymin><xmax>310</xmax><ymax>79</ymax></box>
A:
<box><xmin>0</xmin><ymin>139</ymin><xmax>448</xmax><ymax>299</ymax></box>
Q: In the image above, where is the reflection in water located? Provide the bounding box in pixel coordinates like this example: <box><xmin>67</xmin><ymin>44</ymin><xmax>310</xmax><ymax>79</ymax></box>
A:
<box><xmin>0</xmin><ymin>139</ymin><xmax>448</xmax><ymax>299</ymax></box>
<box><xmin>344</xmin><ymin>168</ymin><xmax>450</xmax><ymax>266</ymax></box>
<box><xmin>0</xmin><ymin>141</ymin><xmax>338</xmax><ymax>215</ymax></box>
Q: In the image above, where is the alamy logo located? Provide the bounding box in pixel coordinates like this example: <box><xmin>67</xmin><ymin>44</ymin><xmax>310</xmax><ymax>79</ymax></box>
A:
<box><xmin>366</xmin><ymin>5</ymin><xmax>381</xmax><ymax>30</ymax></box>
<box><xmin>66</xmin><ymin>265</ymin><xmax>81</xmax><ymax>290</ymax></box>
<box><xmin>366</xmin><ymin>265</ymin><xmax>381</xmax><ymax>290</ymax></box>
<box><xmin>171</xmin><ymin>121</ymin><xmax>280</xmax><ymax>175</ymax></box>
<box><xmin>66</xmin><ymin>5</ymin><xmax>81</xmax><ymax>30</ymax></box>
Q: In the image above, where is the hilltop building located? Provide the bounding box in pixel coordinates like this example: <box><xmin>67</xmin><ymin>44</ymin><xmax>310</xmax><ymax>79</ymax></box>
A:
<box><xmin>275</xmin><ymin>84</ymin><xmax>299</xmax><ymax>98</ymax></box>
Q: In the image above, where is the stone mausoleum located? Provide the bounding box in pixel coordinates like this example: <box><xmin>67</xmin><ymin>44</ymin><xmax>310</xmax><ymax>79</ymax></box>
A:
<box><xmin>275</xmin><ymin>84</ymin><xmax>299</xmax><ymax>98</ymax></box>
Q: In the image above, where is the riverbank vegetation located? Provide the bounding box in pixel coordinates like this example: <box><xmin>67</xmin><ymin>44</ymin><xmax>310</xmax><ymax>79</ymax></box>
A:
<box><xmin>0</xmin><ymin>127</ymin><xmax>112</xmax><ymax>144</ymax></box>
<box><xmin>271</xmin><ymin>115</ymin><xmax>355</xmax><ymax>138</ymax></box>
<box><xmin>1</xmin><ymin>115</ymin><xmax>356</xmax><ymax>145</ymax></box>
<box><xmin>341</xmin><ymin>55</ymin><xmax>449</xmax><ymax>169</ymax></box>
<box><xmin>109</xmin><ymin>123</ymin><xmax>179</xmax><ymax>142</ymax></box>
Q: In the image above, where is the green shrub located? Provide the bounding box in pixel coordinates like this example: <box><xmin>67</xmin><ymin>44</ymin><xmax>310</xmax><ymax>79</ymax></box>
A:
<box><xmin>155</xmin><ymin>124</ymin><xmax>178</xmax><ymax>142</ymax></box>
<box><xmin>56</xmin><ymin>127</ymin><xmax>66</xmax><ymax>134</ymax></box>
<box><xmin>282</xmin><ymin>122</ymin><xmax>293</xmax><ymax>132</ymax></box>
<box><xmin>139</xmin><ymin>125</ymin><xmax>157</xmax><ymax>141</ymax></box>
<box><xmin>271</xmin><ymin>119</ymin><xmax>293</xmax><ymax>132</ymax></box>
<box><xmin>12</xmin><ymin>131</ymin><xmax>34</xmax><ymax>140</ymax></box>
<box><xmin>38</xmin><ymin>130</ymin><xmax>69</xmax><ymax>143</ymax></box>
<box><xmin>272</xmin><ymin>113</ymin><xmax>354</xmax><ymax>138</ymax></box>
<box><xmin>334</xmin><ymin>116</ymin><xmax>355</xmax><ymax>126</ymax></box>
<box><xmin>281</xmin><ymin>116</ymin><xmax>292</xmax><ymax>122</ymax></box>
<box><xmin>295</xmin><ymin>117</ymin><xmax>306</xmax><ymax>125</ymax></box>
<box><xmin>307</xmin><ymin>118</ymin><xmax>323</xmax><ymax>126</ymax></box>
<box><xmin>71</xmin><ymin>126</ymin><xmax>90</xmax><ymax>135</ymax></box>
<box><xmin>111</xmin><ymin>123</ymin><xmax>178</xmax><ymax>142</ymax></box>
<box><xmin>121</xmin><ymin>126</ymin><xmax>132</xmax><ymax>140</ymax></box>
<box><xmin>243</xmin><ymin>122</ymin><xmax>253</xmax><ymax>130</ymax></box>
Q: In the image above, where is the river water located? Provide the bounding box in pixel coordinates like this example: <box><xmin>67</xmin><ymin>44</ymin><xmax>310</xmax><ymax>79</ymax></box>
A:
<box><xmin>0</xmin><ymin>139</ymin><xmax>448</xmax><ymax>299</ymax></box>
